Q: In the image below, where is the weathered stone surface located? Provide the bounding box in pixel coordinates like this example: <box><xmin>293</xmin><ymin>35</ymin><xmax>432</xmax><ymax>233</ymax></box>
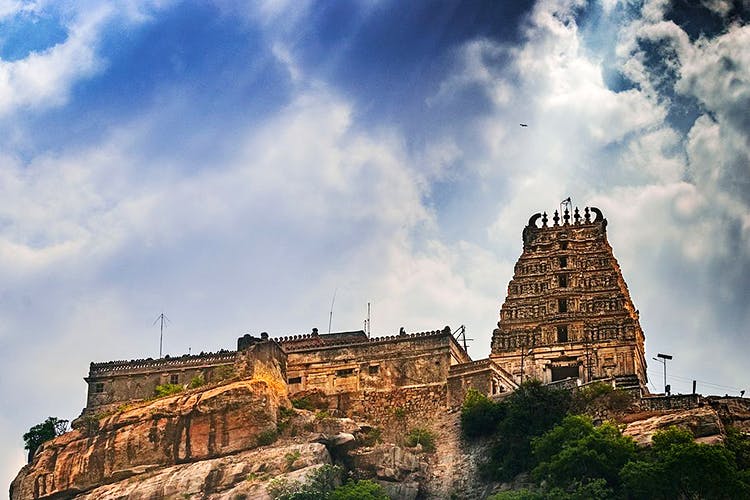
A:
<box><xmin>351</xmin><ymin>443</ymin><xmax>426</xmax><ymax>482</ymax></box>
<box><xmin>623</xmin><ymin>406</ymin><xmax>724</xmax><ymax>446</ymax></box>
<box><xmin>10</xmin><ymin>379</ymin><xmax>287</xmax><ymax>500</ymax></box>
<box><xmin>75</xmin><ymin>443</ymin><xmax>330</xmax><ymax>500</ymax></box>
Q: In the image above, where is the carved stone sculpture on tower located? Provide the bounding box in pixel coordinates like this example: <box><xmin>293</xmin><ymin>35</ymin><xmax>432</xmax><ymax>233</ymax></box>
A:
<box><xmin>490</xmin><ymin>205</ymin><xmax>647</xmax><ymax>392</ymax></box>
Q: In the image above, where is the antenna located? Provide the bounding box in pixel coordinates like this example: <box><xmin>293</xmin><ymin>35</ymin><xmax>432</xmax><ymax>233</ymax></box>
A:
<box><xmin>328</xmin><ymin>288</ymin><xmax>337</xmax><ymax>334</ymax></box>
<box><xmin>453</xmin><ymin>325</ymin><xmax>474</xmax><ymax>354</ymax></box>
<box><xmin>367</xmin><ymin>302</ymin><xmax>371</xmax><ymax>338</ymax></box>
<box><xmin>153</xmin><ymin>312</ymin><xmax>170</xmax><ymax>358</ymax></box>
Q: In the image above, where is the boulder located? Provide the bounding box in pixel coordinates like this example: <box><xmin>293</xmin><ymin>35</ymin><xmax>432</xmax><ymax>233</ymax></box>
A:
<box><xmin>623</xmin><ymin>406</ymin><xmax>724</xmax><ymax>446</ymax></box>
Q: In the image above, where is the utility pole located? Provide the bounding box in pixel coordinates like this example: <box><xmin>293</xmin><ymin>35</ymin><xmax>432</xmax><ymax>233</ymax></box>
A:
<box><xmin>153</xmin><ymin>313</ymin><xmax>170</xmax><ymax>358</ymax></box>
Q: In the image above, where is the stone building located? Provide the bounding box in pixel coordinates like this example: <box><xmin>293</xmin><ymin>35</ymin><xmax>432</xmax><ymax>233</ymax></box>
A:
<box><xmin>81</xmin><ymin>202</ymin><xmax>649</xmax><ymax>423</ymax></box>
<box><xmin>277</xmin><ymin>327</ymin><xmax>517</xmax><ymax>420</ymax></box>
<box><xmin>490</xmin><ymin>205</ymin><xmax>648</xmax><ymax>391</ymax></box>
<box><xmin>81</xmin><ymin>326</ymin><xmax>517</xmax><ymax>421</ymax></box>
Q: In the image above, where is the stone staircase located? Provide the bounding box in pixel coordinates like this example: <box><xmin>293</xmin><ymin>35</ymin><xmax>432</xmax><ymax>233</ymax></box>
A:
<box><xmin>614</xmin><ymin>374</ymin><xmax>641</xmax><ymax>391</ymax></box>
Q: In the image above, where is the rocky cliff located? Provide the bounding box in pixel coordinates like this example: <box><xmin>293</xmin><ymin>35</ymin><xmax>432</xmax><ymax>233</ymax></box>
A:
<box><xmin>10</xmin><ymin>378</ymin><xmax>482</xmax><ymax>499</ymax></box>
<box><xmin>11</xmin><ymin>383</ymin><xmax>750</xmax><ymax>499</ymax></box>
<box><xmin>11</xmin><ymin>379</ymin><xmax>287</xmax><ymax>499</ymax></box>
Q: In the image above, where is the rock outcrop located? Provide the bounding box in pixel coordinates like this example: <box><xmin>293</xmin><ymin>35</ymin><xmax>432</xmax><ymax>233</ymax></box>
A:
<box><xmin>12</xmin><ymin>380</ymin><xmax>750</xmax><ymax>500</ymax></box>
<box><xmin>11</xmin><ymin>379</ymin><xmax>287</xmax><ymax>499</ymax></box>
<box><xmin>623</xmin><ymin>405</ymin><xmax>725</xmax><ymax>446</ymax></box>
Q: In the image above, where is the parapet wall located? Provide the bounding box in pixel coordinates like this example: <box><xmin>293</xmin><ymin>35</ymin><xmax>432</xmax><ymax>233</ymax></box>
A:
<box><xmin>89</xmin><ymin>351</ymin><xmax>237</xmax><ymax>377</ymax></box>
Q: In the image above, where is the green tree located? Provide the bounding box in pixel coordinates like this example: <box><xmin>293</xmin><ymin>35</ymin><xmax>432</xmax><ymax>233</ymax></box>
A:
<box><xmin>531</xmin><ymin>415</ymin><xmax>637</xmax><ymax>491</ymax></box>
<box><xmin>460</xmin><ymin>388</ymin><xmax>505</xmax><ymax>440</ymax></box>
<box><xmin>620</xmin><ymin>426</ymin><xmax>750</xmax><ymax>499</ymax></box>
<box><xmin>485</xmin><ymin>380</ymin><xmax>571</xmax><ymax>480</ymax></box>
<box><xmin>23</xmin><ymin>416</ymin><xmax>69</xmax><ymax>462</ymax></box>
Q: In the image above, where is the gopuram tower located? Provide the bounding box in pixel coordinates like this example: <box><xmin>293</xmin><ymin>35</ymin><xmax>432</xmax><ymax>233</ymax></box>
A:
<box><xmin>490</xmin><ymin>203</ymin><xmax>647</xmax><ymax>392</ymax></box>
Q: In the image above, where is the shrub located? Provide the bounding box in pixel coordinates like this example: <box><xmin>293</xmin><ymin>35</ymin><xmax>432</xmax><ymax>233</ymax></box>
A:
<box><xmin>405</xmin><ymin>427</ymin><xmax>436</xmax><ymax>452</ymax></box>
<box><xmin>154</xmin><ymin>383</ymin><xmax>183</xmax><ymax>398</ymax></box>
<box><xmin>285</xmin><ymin>450</ymin><xmax>301</xmax><ymax>471</ymax></box>
<box><xmin>277</xmin><ymin>406</ymin><xmax>296</xmax><ymax>434</ymax></box>
<box><xmin>361</xmin><ymin>426</ymin><xmax>383</xmax><ymax>446</ymax></box>
<box><xmin>256</xmin><ymin>428</ymin><xmax>278</xmax><ymax>446</ymax></box>
<box><xmin>189</xmin><ymin>374</ymin><xmax>205</xmax><ymax>389</ymax></box>
<box><xmin>268</xmin><ymin>464</ymin><xmax>343</xmax><ymax>500</ymax></box>
<box><xmin>461</xmin><ymin>388</ymin><xmax>505</xmax><ymax>440</ymax></box>
<box><xmin>393</xmin><ymin>407</ymin><xmax>406</xmax><ymax>419</ymax></box>
<box><xmin>290</xmin><ymin>390</ymin><xmax>328</xmax><ymax>410</ymax></box>
<box><xmin>315</xmin><ymin>410</ymin><xmax>332</xmax><ymax>420</ymax></box>
<box><xmin>291</xmin><ymin>396</ymin><xmax>315</xmax><ymax>410</ymax></box>
<box><xmin>329</xmin><ymin>479</ymin><xmax>389</xmax><ymax>500</ymax></box>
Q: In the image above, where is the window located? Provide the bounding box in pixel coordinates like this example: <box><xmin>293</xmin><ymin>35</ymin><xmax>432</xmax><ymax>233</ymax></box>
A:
<box><xmin>368</xmin><ymin>365</ymin><xmax>380</xmax><ymax>375</ymax></box>
<box><xmin>558</xmin><ymin>274</ymin><xmax>568</xmax><ymax>288</ymax></box>
<box><xmin>336</xmin><ymin>368</ymin><xmax>355</xmax><ymax>377</ymax></box>
<box><xmin>560</xmin><ymin>241</ymin><xmax>568</xmax><ymax>250</ymax></box>
<box><xmin>288</xmin><ymin>376</ymin><xmax>302</xmax><ymax>384</ymax></box>
<box><xmin>170</xmin><ymin>374</ymin><xmax>179</xmax><ymax>385</ymax></box>
<box><xmin>557</xmin><ymin>325</ymin><xmax>568</xmax><ymax>342</ymax></box>
<box><xmin>558</xmin><ymin>298</ymin><xmax>568</xmax><ymax>312</ymax></box>
<box><xmin>94</xmin><ymin>382</ymin><xmax>104</xmax><ymax>394</ymax></box>
<box><xmin>559</xmin><ymin>256</ymin><xmax>568</xmax><ymax>268</ymax></box>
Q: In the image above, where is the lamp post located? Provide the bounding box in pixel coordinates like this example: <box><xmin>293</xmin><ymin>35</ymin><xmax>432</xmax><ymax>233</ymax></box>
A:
<box><xmin>652</xmin><ymin>353</ymin><xmax>673</xmax><ymax>395</ymax></box>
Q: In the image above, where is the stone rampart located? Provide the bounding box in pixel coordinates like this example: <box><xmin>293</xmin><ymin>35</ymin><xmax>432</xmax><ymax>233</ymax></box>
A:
<box><xmin>89</xmin><ymin>351</ymin><xmax>237</xmax><ymax>377</ymax></box>
<box><xmin>640</xmin><ymin>394</ymin><xmax>703</xmax><ymax>411</ymax></box>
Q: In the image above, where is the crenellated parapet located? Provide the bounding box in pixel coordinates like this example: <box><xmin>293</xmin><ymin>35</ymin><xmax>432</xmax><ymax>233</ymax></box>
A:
<box><xmin>276</xmin><ymin>326</ymin><xmax>455</xmax><ymax>353</ymax></box>
<box><xmin>88</xmin><ymin>350</ymin><xmax>237</xmax><ymax>377</ymax></box>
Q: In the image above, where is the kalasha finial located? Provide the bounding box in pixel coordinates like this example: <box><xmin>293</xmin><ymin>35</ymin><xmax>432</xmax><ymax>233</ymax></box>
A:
<box><xmin>541</xmin><ymin>211</ymin><xmax>548</xmax><ymax>227</ymax></box>
<box><xmin>584</xmin><ymin>207</ymin><xmax>591</xmax><ymax>223</ymax></box>
<box><xmin>553</xmin><ymin>210</ymin><xmax>560</xmax><ymax>226</ymax></box>
<box><xmin>574</xmin><ymin>207</ymin><xmax>580</xmax><ymax>224</ymax></box>
<box><xmin>563</xmin><ymin>206</ymin><xmax>570</xmax><ymax>225</ymax></box>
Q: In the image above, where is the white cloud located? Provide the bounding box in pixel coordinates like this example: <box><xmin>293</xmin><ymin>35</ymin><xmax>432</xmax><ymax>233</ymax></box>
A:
<box><xmin>0</xmin><ymin>5</ymin><xmax>112</xmax><ymax>116</ymax></box>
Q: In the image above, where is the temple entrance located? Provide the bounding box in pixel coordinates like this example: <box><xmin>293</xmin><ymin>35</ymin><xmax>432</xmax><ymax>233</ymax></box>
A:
<box><xmin>551</xmin><ymin>365</ymin><xmax>579</xmax><ymax>381</ymax></box>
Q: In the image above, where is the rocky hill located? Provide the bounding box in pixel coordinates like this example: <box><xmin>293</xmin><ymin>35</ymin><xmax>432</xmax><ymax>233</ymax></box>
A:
<box><xmin>10</xmin><ymin>377</ymin><xmax>750</xmax><ymax>499</ymax></box>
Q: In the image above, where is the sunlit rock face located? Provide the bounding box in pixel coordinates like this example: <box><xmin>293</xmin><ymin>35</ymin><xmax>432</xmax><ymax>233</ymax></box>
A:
<box><xmin>10</xmin><ymin>379</ymin><xmax>286</xmax><ymax>499</ymax></box>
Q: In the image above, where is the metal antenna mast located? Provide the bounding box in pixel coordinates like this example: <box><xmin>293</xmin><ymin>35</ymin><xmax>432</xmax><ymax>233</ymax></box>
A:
<box><xmin>153</xmin><ymin>313</ymin><xmax>170</xmax><ymax>358</ymax></box>
<box><xmin>366</xmin><ymin>302</ymin><xmax>371</xmax><ymax>338</ymax></box>
<box><xmin>328</xmin><ymin>289</ymin><xmax>337</xmax><ymax>334</ymax></box>
<box><xmin>453</xmin><ymin>325</ymin><xmax>473</xmax><ymax>354</ymax></box>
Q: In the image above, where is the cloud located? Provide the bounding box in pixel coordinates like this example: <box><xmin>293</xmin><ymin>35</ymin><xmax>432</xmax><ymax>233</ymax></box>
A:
<box><xmin>0</xmin><ymin>6</ymin><xmax>110</xmax><ymax>116</ymax></box>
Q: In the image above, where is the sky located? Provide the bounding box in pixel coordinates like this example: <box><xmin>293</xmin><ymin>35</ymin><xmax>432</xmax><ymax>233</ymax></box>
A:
<box><xmin>1</xmin><ymin>0</ymin><xmax>749</xmax><ymax>488</ymax></box>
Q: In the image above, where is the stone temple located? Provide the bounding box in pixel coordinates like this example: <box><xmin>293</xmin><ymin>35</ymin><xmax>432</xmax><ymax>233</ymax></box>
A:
<box><xmin>78</xmin><ymin>202</ymin><xmax>649</xmax><ymax>425</ymax></box>
<box><xmin>490</xmin><ymin>204</ymin><xmax>648</xmax><ymax>391</ymax></box>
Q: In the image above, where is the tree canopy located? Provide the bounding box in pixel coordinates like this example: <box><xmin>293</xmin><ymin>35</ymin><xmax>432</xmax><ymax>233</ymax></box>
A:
<box><xmin>23</xmin><ymin>416</ymin><xmax>68</xmax><ymax>462</ymax></box>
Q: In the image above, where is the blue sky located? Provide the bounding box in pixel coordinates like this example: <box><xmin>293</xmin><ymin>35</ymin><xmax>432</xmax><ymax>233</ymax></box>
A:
<box><xmin>2</xmin><ymin>0</ymin><xmax>749</xmax><ymax>487</ymax></box>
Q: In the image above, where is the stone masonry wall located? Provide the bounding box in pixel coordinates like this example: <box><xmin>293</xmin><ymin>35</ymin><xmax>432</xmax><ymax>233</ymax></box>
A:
<box><xmin>355</xmin><ymin>385</ymin><xmax>449</xmax><ymax>441</ymax></box>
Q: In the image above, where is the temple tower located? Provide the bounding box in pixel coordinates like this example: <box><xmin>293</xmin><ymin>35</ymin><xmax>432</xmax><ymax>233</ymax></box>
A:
<box><xmin>490</xmin><ymin>204</ymin><xmax>647</xmax><ymax>391</ymax></box>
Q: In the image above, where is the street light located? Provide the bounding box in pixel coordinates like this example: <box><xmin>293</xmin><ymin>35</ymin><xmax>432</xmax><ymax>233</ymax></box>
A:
<box><xmin>652</xmin><ymin>353</ymin><xmax>673</xmax><ymax>395</ymax></box>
